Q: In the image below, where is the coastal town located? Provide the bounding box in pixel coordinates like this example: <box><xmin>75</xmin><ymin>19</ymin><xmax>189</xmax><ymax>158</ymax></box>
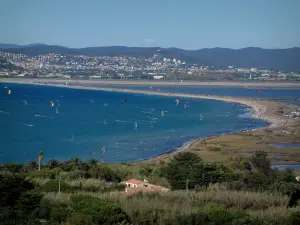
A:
<box><xmin>1</xmin><ymin>51</ymin><xmax>300</xmax><ymax>81</ymax></box>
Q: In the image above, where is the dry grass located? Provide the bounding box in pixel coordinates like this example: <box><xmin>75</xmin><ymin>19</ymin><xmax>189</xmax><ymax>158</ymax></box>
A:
<box><xmin>93</xmin><ymin>189</ymin><xmax>289</xmax><ymax>211</ymax></box>
<box><xmin>181</xmin><ymin>121</ymin><xmax>300</xmax><ymax>164</ymax></box>
<box><xmin>91</xmin><ymin>189</ymin><xmax>291</xmax><ymax>224</ymax></box>
<box><xmin>43</xmin><ymin>187</ymin><xmax>294</xmax><ymax>224</ymax></box>
<box><xmin>66</xmin><ymin>178</ymin><xmax>105</xmax><ymax>187</ymax></box>
<box><xmin>44</xmin><ymin>192</ymin><xmax>71</xmax><ymax>202</ymax></box>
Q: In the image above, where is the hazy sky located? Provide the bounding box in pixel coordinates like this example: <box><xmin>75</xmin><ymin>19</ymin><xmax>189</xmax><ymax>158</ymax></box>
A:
<box><xmin>0</xmin><ymin>0</ymin><xmax>299</xmax><ymax>49</ymax></box>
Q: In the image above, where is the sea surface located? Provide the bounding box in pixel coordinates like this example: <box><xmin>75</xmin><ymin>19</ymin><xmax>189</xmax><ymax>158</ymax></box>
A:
<box><xmin>80</xmin><ymin>83</ymin><xmax>300</xmax><ymax>106</ymax></box>
<box><xmin>0</xmin><ymin>82</ymin><xmax>267</xmax><ymax>164</ymax></box>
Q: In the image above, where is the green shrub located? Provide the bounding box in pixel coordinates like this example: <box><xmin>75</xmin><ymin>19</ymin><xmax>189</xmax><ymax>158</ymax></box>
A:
<box><xmin>209</xmin><ymin>147</ymin><xmax>221</xmax><ymax>152</ymax></box>
<box><xmin>59</xmin><ymin>170</ymin><xmax>86</xmax><ymax>180</ymax></box>
<box><xmin>28</xmin><ymin>168</ymin><xmax>60</xmax><ymax>179</ymax></box>
<box><xmin>38</xmin><ymin>198</ymin><xmax>53</xmax><ymax>219</ymax></box>
<box><xmin>70</xmin><ymin>194</ymin><xmax>130</xmax><ymax>225</ymax></box>
<box><xmin>88</xmin><ymin>165</ymin><xmax>121</xmax><ymax>182</ymax></box>
<box><xmin>288</xmin><ymin>211</ymin><xmax>300</xmax><ymax>225</ymax></box>
<box><xmin>174</xmin><ymin>212</ymin><xmax>211</xmax><ymax>225</ymax></box>
<box><xmin>203</xmin><ymin>204</ymin><xmax>266</xmax><ymax>225</ymax></box>
<box><xmin>227</xmin><ymin>181</ymin><xmax>247</xmax><ymax>191</ymax></box>
<box><xmin>50</xmin><ymin>202</ymin><xmax>73</xmax><ymax>223</ymax></box>
<box><xmin>38</xmin><ymin>180</ymin><xmax>72</xmax><ymax>193</ymax></box>
<box><xmin>270</xmin><ymin>181</ymin><xmax>300</xmax><ymax>195</ymax></box>
<box><xmin>65</xmin><ymin>213</ymin><xmax>94</xmax><ymax>225</ymax></box>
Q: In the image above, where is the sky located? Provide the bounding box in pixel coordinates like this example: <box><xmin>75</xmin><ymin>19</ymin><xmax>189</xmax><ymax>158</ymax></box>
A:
<box><xmin>0</xmin><ymin>0</ymin><xmax>299</xmax><ymax>49</ymax></box>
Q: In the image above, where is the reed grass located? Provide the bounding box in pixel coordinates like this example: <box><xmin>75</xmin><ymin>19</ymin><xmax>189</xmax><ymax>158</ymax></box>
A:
<box><xmin>43</xmin><ymin>188</ymin><xmax>293</xmax><ymax>224</ymax></box>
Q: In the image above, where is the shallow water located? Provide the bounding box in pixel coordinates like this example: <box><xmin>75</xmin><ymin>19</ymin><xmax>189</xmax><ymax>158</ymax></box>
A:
<box><xmin>272</xmin><ymin>143</ymin><xmax>300</xmax><ymax>148</ymax></box>
<box><xmin>0</xmin><ymin>82</ymin><xmax>266</xmax><ymax>163</ymax></box>
<box><xmin>272</xmin><ymin>164</ymin><xmax>300</xmax><ymax>171</ymax></box>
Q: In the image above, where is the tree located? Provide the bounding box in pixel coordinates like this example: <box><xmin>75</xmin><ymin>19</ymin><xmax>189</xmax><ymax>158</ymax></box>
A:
<box><xmin>38</xmin><ymin>151</ymin><xmax>44</xmax><ymax>171</ymax></box>
<box><xmin>164</xmin><ymin>152</ymin><xmax>203</xmax><ymax>190</ymax></box>
<box><xmin>47</xmin><ymin>159</ymin><xmax>59</xmax><ymax>169</ymax></box>
<box><xmin>71</xmin><ymin>156</ymin><xmax>81</xmax><ymax>168</ymax></box>
<box><xmin>139</xmin><ymin>166</ymin><xmax>153</xmax><ymax>178</ymax></box>
<box><xmin>89</xmin><ymin>165</ymin><xmax>121</xmax><ymax>182</ymax></box>
<box><xmin>88</xmin><ymin>158</ymin><xmax>98</xmax><ymax>166</ymax></box>
<box><xmin>250</xmin><ymin>151</ymin><xmax>271</xmax><ymax>173</ymax></box>
<box><xmin>277</xmin><ymin>168</ymin><xmax>296</xmax><ymax>183</ymax></box>
<box><xmin>0</xmin><ymin>173</ymin><xmax>42</xmax><ymax>224</ymax></box>
<box><xmin>164</xmin><ymin>152</ymin><xmax>227</xmax><ymax>190</ymax></box>
<box><xmin>225</xmin><ymin>155</ymin><xmax>251</xmax><ymax>171</ymax></box>
<box><xmin>23</xmin><ymin>160</ymin><xmax>38</xmax><ymax>172</ymax></box>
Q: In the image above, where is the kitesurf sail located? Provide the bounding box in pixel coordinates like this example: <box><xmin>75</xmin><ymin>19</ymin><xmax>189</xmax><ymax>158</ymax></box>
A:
<box><xmin>101</xmin><ymin>146</ymin><xmax>106</xmax><ymax>153</ymax></box>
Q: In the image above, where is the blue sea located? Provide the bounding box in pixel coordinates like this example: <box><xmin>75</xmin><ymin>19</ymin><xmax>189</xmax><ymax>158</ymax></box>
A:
<box><xmin>79</xmin><ymin>83</ymin><xmax>300</xmax><ymax>106</ymax></box>
<box><xmin>0</xmin><ymin>82</ymin><xmax>269</xmax><ymax>164</ymax></box>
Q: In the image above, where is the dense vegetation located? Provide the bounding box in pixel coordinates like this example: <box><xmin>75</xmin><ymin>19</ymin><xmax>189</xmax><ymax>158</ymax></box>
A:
<box><xmin>1</xmin><ymin>151</ymin><xmax>300</xmax><ymax>225</ymax></box>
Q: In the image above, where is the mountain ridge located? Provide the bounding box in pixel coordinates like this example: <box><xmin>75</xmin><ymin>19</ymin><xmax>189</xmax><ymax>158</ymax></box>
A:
<box><xmin>1</xmin><ymin>43</ymin><xmax>300</xmax><ymax>72</ymax></box>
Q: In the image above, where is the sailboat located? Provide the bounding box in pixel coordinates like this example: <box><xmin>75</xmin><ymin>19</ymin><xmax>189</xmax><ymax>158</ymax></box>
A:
<box><xmin>200</xmin><ymin>114</ymin><xmax>203</xmax><ymax>120</ymax></box>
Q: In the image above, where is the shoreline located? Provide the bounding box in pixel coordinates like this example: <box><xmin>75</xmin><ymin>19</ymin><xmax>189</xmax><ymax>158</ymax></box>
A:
<box><xmin>1</xmin><ymin>78</ymin><xmax>296</xmax><ymax>162</ymax></box>
<box><xmin>2</xmin><ymin>77</ymin><xmax>300</xmax><ymax>88</ymax></box>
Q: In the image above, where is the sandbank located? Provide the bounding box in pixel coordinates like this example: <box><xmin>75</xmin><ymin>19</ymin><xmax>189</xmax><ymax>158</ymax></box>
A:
<box><xmin>1</xmin><ymin>77</ymin><xmax>300</xmax><ymax>88</ymax></box>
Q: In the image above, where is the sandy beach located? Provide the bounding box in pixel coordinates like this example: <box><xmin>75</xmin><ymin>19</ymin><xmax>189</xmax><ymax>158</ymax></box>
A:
<box><xmin>1</xmin><ymin>78</ymin><xmax>298</xmax><ymax>162</ymax></box>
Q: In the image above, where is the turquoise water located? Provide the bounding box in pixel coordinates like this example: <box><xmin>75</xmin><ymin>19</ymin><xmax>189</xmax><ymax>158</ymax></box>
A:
<box><xmin>272</xmin><ymin>164</ymin><xmax>300</xmax><ymax>171</ymax></box>
<box><xmin>273</xmin><ymin>143</ymin><xmax>300</xmax><ymax>148</ymax></box>
<box><xmin>0</xmin><ymin>82</ymin><xmax>266</xmax><ymax>164</ymax></box>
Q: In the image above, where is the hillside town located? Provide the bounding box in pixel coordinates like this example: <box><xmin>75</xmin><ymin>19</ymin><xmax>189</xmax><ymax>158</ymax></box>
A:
<box><xmin>0</xmin><ymin>51</ymin><xmax>299</xmax><ymax>81</ymax></box>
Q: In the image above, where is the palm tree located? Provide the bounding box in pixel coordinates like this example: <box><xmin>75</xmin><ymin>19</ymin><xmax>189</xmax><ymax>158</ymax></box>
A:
<box><xmin>38</xmin><ymin>151</ymin><xmax>44</xmax><ymax>171</ymax></box>
<box><xmin>47</xmin><ymin>159</ymin><xmax>59</xmax><ymax>169</ymax></box>
<box><xmin>71</xmin><ymin>156</ymin><xmax>81</xmax><ymax>167</ymax></box>
<box><xmin>88</xmin><ymin>158</ymin><xmax>98</xmax><ymax>166</ymax></box>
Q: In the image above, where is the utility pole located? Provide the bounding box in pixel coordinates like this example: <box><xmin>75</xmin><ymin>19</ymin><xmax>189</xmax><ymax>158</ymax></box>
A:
<box><xmin>58</xmin><ymin>178</ymin><xmax>61</xmax><ymax>194</ymax></box>
<box><xmin>56</xmin><ymin>170</ymin><xmax>61</xmax><ymax>194</ymax></box>
<box><xmin>186</xmin><ymin>179</ymin><xmax>190</xmax><ymax>192</ymax></box>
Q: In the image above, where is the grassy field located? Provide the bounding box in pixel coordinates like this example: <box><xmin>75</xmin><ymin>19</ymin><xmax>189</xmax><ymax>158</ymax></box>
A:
<box><xmin>147</xmin><ymin>119</ymin><xmax>300</xmax><ymax>165</ymax></box>
<box><xmin>43</xmin><ymin>184</ymin><xmax>300</xmax><ymax>225</ymax></box>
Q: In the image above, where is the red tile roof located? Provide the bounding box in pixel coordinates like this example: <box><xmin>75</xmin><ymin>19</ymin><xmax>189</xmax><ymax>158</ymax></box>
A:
<box><xmin>126</xmin><ymin>179</ymin><xmax>144</xmax><ymax>185</ymax></box>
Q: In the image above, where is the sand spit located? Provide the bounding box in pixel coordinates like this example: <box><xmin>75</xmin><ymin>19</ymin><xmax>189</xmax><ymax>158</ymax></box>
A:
<box><xmin>1</xmin><ymin>78</ymin><xmax>300</xmax><ymax>88</ymax></box>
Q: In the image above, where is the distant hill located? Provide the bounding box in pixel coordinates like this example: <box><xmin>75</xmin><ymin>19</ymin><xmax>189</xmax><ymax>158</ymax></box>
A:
<box><xmin>1</xmin><ymin>43</ymin><xmax>300</xmax><ymax>72</ymax></box>
<box><xmin>0</xmin><ymin>43</ymin><xmax>23</xmax><ymax>49</ymax></box>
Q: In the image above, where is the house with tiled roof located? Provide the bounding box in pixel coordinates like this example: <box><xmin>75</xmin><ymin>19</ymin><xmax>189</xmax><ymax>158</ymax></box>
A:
<box><xmin>123</xmin><ymin>179</ymin><xmax>169</xmax><ymax>194</ymax></box>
